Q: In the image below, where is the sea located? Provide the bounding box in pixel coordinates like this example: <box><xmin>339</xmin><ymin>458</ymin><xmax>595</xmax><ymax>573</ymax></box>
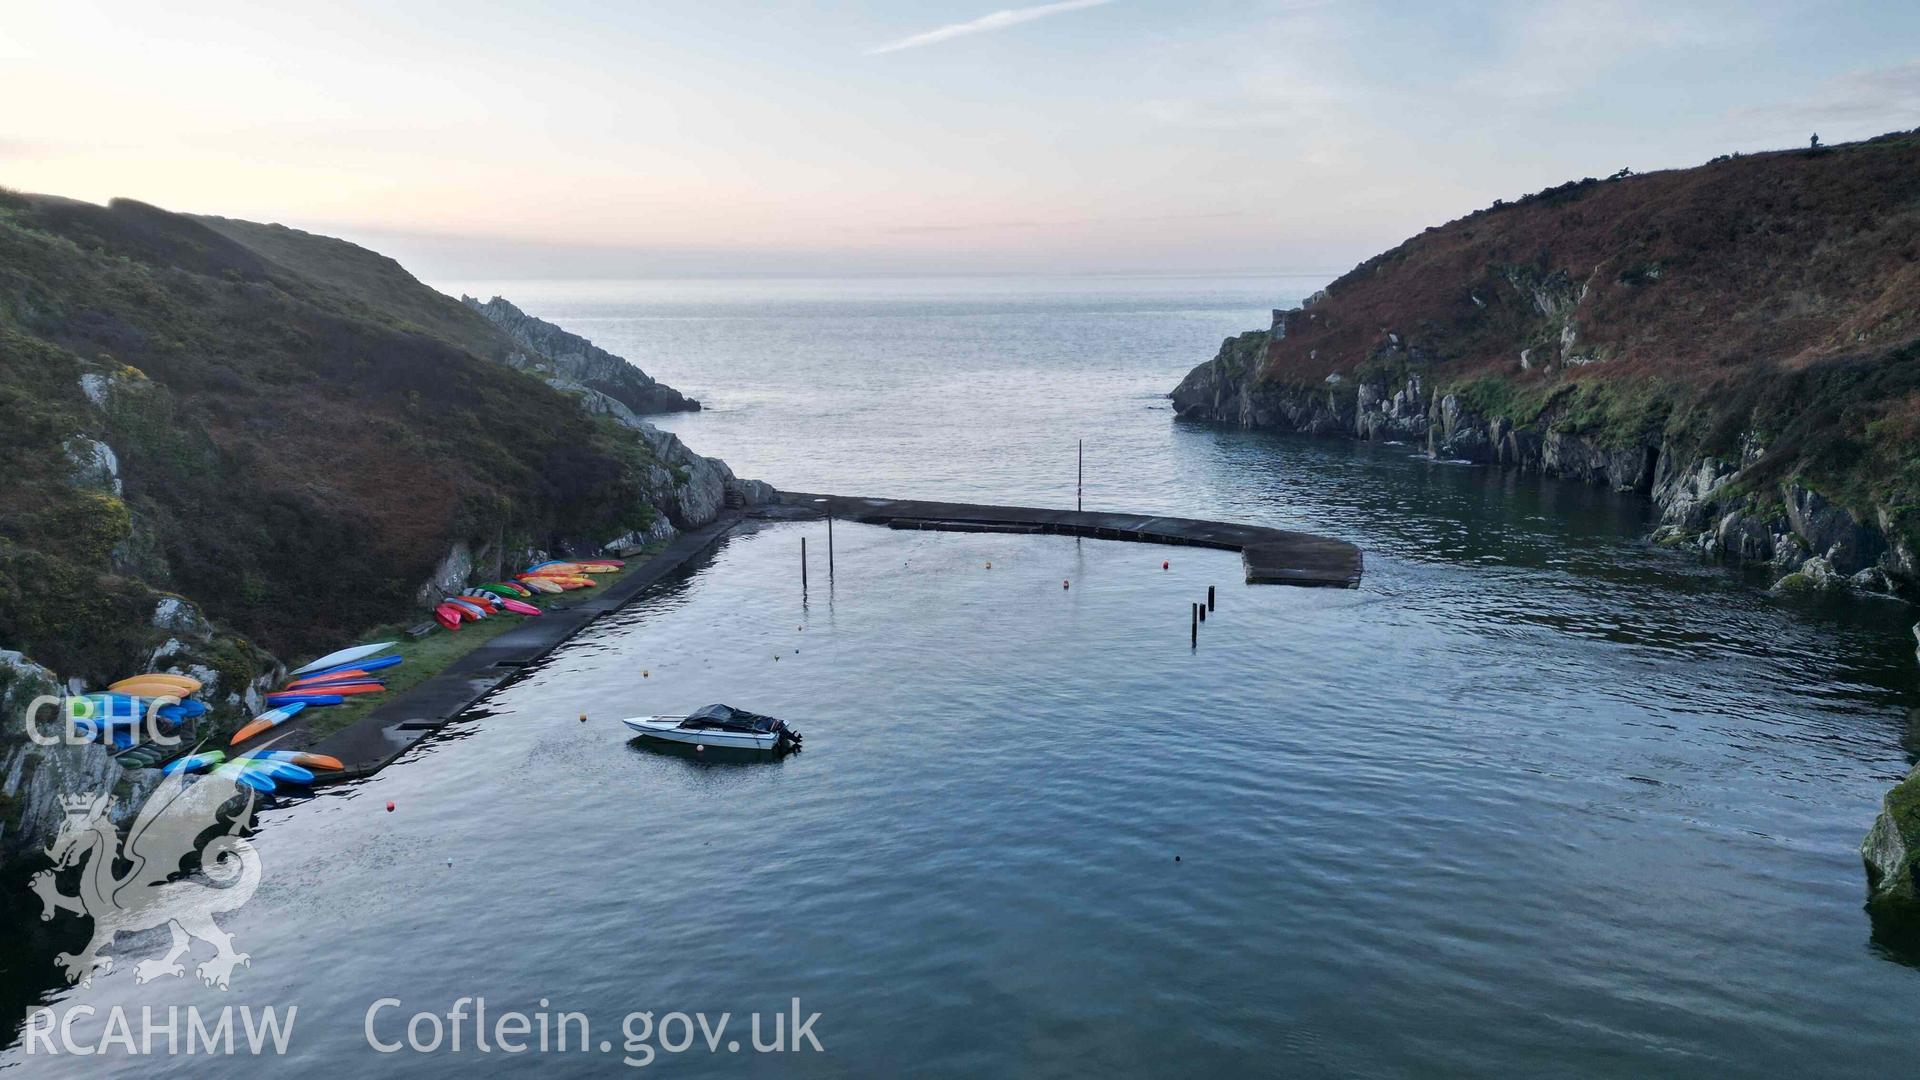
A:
<box><xmin>5</xmin><ymin>275</ymin><xmax>1917</xmax><ymax>1077</ymax></box>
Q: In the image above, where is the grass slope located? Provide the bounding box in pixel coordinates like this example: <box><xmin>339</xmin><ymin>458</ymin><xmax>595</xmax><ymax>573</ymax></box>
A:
<box><xmin>0</xmin><ymin>191</ymin><xmax>664</xmax><ymax>681</ymax></box>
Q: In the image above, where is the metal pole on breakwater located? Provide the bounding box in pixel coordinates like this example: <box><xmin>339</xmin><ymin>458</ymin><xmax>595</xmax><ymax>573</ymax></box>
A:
<box><xmin>1077</xmin><ymin>439</ymin><xmax>1083</xmax><ymax>512</ymax></box>
<box><xmin>827</xmin><ymin>512</ymin><xmax>834</xmax><ymax>578</ymax></box>
<box><xmin>801</xmin><ymin>536</ymin><xmax>808</xmax><ymax>592</ymax></box>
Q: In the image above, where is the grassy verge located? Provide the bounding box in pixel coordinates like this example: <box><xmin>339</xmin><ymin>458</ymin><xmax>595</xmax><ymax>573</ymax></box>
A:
<box><xmin>276</xmin><ymin>549</ymin><xmax>664</xmax><ymax>743</ymax></box>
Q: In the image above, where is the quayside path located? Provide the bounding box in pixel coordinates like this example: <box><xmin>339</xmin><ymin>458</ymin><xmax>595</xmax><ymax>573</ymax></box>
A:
<box><xmin>303</xmin><ymin>492</ymin><xmax>1363</xmax><ymax>782</ymax></box>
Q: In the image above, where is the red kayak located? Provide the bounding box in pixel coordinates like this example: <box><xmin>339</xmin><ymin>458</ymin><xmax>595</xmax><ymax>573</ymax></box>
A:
<box><xmin>275</xmin><ymin>682</ymin><xmax>384</xmax><ymax>697</ymax></box>
<box><xmin>284</xmin><ymin>670</ymin><xmax>384</xmax><ymax>691</ymax></box>
<box><xmin>434</xmin><ymin>604</ymin><xmax>463</xmax><ymax>630</ymax></box>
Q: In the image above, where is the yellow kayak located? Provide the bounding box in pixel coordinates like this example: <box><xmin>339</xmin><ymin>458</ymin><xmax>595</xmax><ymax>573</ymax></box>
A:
<box><xmin>108</xmin><ymin>673</ymin><xmax>203</xmax><ymax>696</ymax></box>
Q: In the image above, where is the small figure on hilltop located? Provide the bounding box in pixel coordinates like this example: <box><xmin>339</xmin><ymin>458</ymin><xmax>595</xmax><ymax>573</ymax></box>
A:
<box><xmin>1811</xmin><ymin>132</ymin><xmax>1822</xmax><ymax>150</ymax></box>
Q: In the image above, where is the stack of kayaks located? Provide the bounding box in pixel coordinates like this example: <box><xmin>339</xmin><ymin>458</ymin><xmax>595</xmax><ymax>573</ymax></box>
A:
<box><xmin>430</xmin><ymin>565</ymin><xmax>600</xmax><ymax>631</ymax></box>
<box><xmin>228</xmin><ymin>644</ymin><xmax>405</xmax><ymax>750</ymax></box>
<box><xmin>66</xmin><ymin>672</ymin><xmax>209</xmax><ymax>759</ymax></box>
<box><xmin>206</xmin><ymin>752</ymin><xmax>337</xmax><ymax>794</ymax></box>
<box><xmin>165</xmin><ymin>747</ymin><xmax>346</xmax><ymax>791</ymax></box>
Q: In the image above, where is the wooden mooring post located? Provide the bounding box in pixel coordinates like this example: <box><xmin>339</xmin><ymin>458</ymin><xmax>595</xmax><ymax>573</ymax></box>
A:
<box><xmin>827</xmin><ymin>513</ymin><xmax>834</xmax><ymax>578</ymax></box>
<box><xmin>1191</xmin><ymin>602</ymin><xmax>1198</xmax><ymax>647</ymax></box>
<box><xmin>1208</xmin><ymin>585</ymin><xmax>1216</xmax><ymax>612</ymax></box>
<box><xmin>801</xmin><ymin>536</ymin><xmax>808</xmax><ymax>591</ymax></box>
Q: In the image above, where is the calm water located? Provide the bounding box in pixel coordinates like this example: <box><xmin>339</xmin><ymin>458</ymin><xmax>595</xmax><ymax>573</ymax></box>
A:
<box><xmin>8</xmin><ymin>277</ymin><xmax>1919</xmax><ymax>1076</ymax></box>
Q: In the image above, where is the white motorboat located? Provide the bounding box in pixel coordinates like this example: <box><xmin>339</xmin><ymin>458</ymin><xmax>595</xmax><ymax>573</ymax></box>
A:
<box><xmin>621</xmin><ymin>703</ymin><xmax>802</xmax><ymax>752</ymax></box>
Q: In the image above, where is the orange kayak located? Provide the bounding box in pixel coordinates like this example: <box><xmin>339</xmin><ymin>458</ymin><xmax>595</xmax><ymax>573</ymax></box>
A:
<box><xmin>277</xmin><ymin>682</ymin><xmax>385</xmax><ymax>697</ymax></box>
<box><xmin>284</xmin><ymin>670</ymin><xmax>380</xmax><ymax>691</ymax></box>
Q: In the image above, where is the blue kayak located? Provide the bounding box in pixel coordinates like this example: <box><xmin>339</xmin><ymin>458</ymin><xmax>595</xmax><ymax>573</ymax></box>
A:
<box><xmin>237</xmin><ymin>758</ymin><xmax>315</xmax><ymax>784</ymax></box>
<box><xmin>211</xmin><ymin>764</ymin><xmax>276</xmax><ymax>793</ymax></box>
<box><xmin>163</xmin><ymin>751</ymin><xmax>226</xmax><ymax>776</ymax></box>
<box><xmin>295</xmin><ymin>654</ymin><xmax>404</xmax><ymax>681</ymax></box>
<box><xmin>264</xmin><ymin>693</ymin><xmax>344</xmax><ymax>708</ymax></box>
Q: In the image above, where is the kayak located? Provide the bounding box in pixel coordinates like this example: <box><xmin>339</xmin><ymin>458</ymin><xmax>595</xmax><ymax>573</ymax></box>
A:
<box><xmin>211</xmin><ymin>763</ymin><xmax>277</xmax><ymax>793</ymax></box>
<box><xmin>498</xmin><ymin>598</ymin><xmax>541</xmax><ymax>616</ymax></box>
<box><xmin>499</xmin><ymin>581</ymin><xmax>535</xmax><ymax>597</ymax></box>
<box><xmin>230</xmin><ymin>702</ymin><xmax>308</xmax><ymax>745</ymax></box>
<box><xmin>104</xmin><ymin>677</ymin><xmax>198</xmax><ymax>699</ymax></box>
<box><xmin>264</xmin><ymin>692</ymin><xmax>344</xmax><ymax>708</ymax></box>
<box><xmin>516</xmin><ymin>577</ymin><xmax>564</xmax><ymax>594</ymax></box>
<box><xmin>445</xmin><ymin>598</ymin><xmax>488</xmax><ymax>619</ymax></box>
<box><xmin>475</xmin><ymin>584</ymin><xmax>521</xmax><ymax>599</ymax></box>
<box><xmin>67</xmin><ymin>694</ymin><xmax>158</xmax><ymax>725</ymax></box>
<box><xmin>296</xmin><ymin>654</ymin><xmax>404</xmax><ymax>681</ymax></box>
<box><xmin>155</xmin><ymin>699</ymin><xmax>207</xmax><ymax>722</ymax></box>
<box><xmin>109</xmin><ymin>673</ymin><xmax>202</xmax><ymax>696</ymax></box>
<box><xmin>523</xmin><ymin>572</ymin><xmax>593</xmax><ymax>584</ymax></box>
<box><xmin>288</xmin><ymin>642</ymin><xmax>397</xmax><ymax>678</ymax></box>
<box><xmin>272</xmin><ymin>676</ymin><xmax>380</xmax><ymax>691</ymax></box>
<box><xmin>162</xmin><ymin>750</ymin><xmax>226</xmax><ymax>776</ymax></box>
<box><xmin>457</xmin><ymin>593</ymin><xmax>499</xmax><ymax>612</ymax></box>
<box><xmin>434</xmin><ymin>605</ymin><xmax>463</xmax><ymax>630</ymax></box>
<box><xmin>283</xmin><ymin>670</ymin><xmax>383</xmax><ymax>691</ymax></box>
<box><xmin>236</xmin><ymin>757</ymin><xmax>315</xmax><ymax>784</ymax></box>
<box><xmin>257</xmin><ymin>750</ymin><xmax>344</xmax><ymax>771</ymax></box>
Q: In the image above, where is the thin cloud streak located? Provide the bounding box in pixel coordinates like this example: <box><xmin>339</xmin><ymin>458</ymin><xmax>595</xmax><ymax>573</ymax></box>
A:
<box><xmin>866</xmin><ymin>0</ymin><xmax>1114</xmax><ymax>55</ymax></box>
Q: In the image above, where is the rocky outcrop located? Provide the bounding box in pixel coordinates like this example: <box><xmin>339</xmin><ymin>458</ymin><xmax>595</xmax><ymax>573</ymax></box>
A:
<box><xmin>1865</xmin><ymin>765</ymin><xmax>1920</xmax><ymax>915</ymax></box>
<box><xmin>415</xmin><ymin>541</ymin><xmax>475</xmax><ymax>607</ymax></box>
<box><xmin>1174</xmin><ymin>329</ymin><xmax>1916</xmax><ymax>600</ymax></box>
<box><xmin>0</xmin><ymin>651</ymin><xmax>160</xmax><ymax>868</ymax></box>
<box><xmin>463</xmin><ymin>295</ymin><xmax>699</xmax><ymax>414</ymax></box>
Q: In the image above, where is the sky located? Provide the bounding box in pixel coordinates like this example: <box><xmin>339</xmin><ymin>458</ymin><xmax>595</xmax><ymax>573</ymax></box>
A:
<box><xmin>2</xmin><ymin>0</ymin><xmax>1916</xmax><ymax>279</ymax></box>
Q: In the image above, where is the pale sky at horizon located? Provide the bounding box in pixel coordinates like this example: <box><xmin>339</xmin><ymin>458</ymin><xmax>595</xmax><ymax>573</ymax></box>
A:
<box><xmin>3</xmin><ymin>1</ymin><xmax>1917</xmax><ymax>280</ymax></box>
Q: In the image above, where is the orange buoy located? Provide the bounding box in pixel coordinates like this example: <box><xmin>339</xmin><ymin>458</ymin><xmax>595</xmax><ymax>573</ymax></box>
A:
<box><xmin>385</xmin><ymin>801</ymin><xmax>395</xmax><ymax>812</ymax></box>
<box><xmin>579</xmin><ymin>713</ymin><xmax>587</xmax><ymax>723</ymax></box>
<box><xmin>1162</xmin><ymin>561</ymin><xmax>1169</xmax><ymax>570</ymax></box>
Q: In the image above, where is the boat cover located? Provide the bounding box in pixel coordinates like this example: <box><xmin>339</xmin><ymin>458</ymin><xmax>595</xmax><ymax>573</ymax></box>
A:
<box><xmin>682</xmin><ymin>703</ymin><xmax>781</xmax><ymax>733</ymax></box>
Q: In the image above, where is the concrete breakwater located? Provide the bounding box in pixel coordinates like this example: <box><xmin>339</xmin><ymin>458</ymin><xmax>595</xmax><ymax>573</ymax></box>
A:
<box><xmin>772</xmin><ymin>492</ymin><xmax>1364</xmax><ymax>588</ymax></box>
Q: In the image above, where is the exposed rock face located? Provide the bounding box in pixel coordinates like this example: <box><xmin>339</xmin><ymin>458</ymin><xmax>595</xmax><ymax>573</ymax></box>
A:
<box><xmin>1174</xmin><ymin>329</ymin><xmax>1915</xmax><ymax>600</ymax></box>
<box><xmin>463</xmin><ymin>295</ymin><xmax>699</xmax><ymax>414</ymax></box>
<box><xmin>1865</xmin><ymin>765</ymin><xmax>1920</xmax><ymax>915</ymax></box>
<box><xmin>63</xmin><ymin>436</ymin><xmax>121</xmax><ymax>495</ymax></box>
<box><xmin>415</xmin><ymin>541</ymin><xmax>475</xmax><ymax>607</ymax></box>
<box><xmin>0</xmin><ymin>650</ymin><xmax>160</xmax><ymax>867</ymax></box>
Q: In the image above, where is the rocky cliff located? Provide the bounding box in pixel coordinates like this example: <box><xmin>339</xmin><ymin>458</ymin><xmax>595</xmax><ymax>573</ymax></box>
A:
<box><xmin>0</xmin><ymin>191</ymin><xmax>755</xmax><ymax>865</ymax></box>
<box><xmin>1172</xmin><ymin>129</ymin><xmax>1920</xmax><ymax>918</ymax></box>
<box><xmin>1173</xmin><ymin>130</ymin><xmax>1920</xmax><ymax>599</ymax></box>
<box><xmin>464</xmin><ymin>295</ymin><xmax>699</xmax><ymax>415</ymax></box>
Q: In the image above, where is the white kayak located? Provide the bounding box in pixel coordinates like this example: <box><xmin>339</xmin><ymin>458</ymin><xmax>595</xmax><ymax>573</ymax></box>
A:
<box><xmin>621</xmin><ymin>703</ymin><xmax>801</xmax><ymax>751</ymax></box>
<box><xmin>288</xmin><ymin>641</ymin><xmax>396</xmax><ymax>677</ymax></box>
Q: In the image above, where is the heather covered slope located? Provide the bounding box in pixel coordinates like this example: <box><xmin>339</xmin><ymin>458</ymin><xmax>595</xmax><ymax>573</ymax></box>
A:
<box><xmin>1174</xmin><ymin>130</ymin><xmax>1920</xmax><ymax>593</ymax></box>
<box><xmin>0</xmin><ymin>193</ymin><xmax>711</xmax><ymax>682</ymax></box>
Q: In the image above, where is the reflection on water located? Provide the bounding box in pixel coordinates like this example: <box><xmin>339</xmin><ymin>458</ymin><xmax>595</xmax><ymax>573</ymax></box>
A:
<box><xmin>5</xmin><ymin>276</ymin><xmax>1917</xmax><ymax>1076</ymax></box>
